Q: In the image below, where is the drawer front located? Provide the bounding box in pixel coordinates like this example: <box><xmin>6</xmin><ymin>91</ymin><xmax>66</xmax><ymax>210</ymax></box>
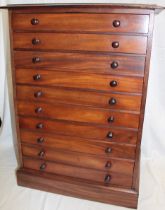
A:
<box><xmin>13</xmin><ymin>33</ymin><xmax>147</xmax><ymax>54</ymax></box>
<box><xmin>22</xmin><ymin>144</ymin><xmax>135</xmax><ymax>170</ymax></box>
<box><xmin>19</xmin><ymin>117</ymin><xmax>138</xmax><ymax>145</ymax></box>
<box><xmin>14</xmin><ymin>51</ymin><xmax>145</xmax><ymax>77</ymax></box>
<box><xmin>15</xmin><ymin>69</ymin><xmax>143</xmax><ymax>93</ymax></box>
<box><xmin>17</xmin><ymin>101</ymin><xmax>140</xmax><ymax>128</ymax></box>
<box><xmin>12</xmin><ymin>13</ymin><xmax>149</xmax><ymax>34</ymax></box>
<box><xmin>23</xmin><ymin>157</ymin><xmax>133</xmax><ymax>188</ymax></box>
<box><xmin>16</xmin><ymin>85</ymin><xmax>142</xmax><ymax>111</ymax></box>
<box><xmin>21</xmin><ymin>135</ymin><xmax>135</xmax><ymax>159</ymax></box>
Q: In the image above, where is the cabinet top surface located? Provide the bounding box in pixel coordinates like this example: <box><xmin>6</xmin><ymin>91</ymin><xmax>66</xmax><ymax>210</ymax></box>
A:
<box><xmin>0</xmin><ymin>3</ymin><xmax>164</xmax><ymax>11</ymax></box>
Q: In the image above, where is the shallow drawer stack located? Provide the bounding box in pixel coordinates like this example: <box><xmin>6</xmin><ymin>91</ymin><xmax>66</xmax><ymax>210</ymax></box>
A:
<box><xmin>9</xmin><ymin>4</ymin><xmax>160</xmax><ymax>208</ymax></box>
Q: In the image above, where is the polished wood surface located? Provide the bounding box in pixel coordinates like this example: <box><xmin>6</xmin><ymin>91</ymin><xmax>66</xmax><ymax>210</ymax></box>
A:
<box><xmin>22</xmin><ymin>140</ymin><xmax>136</xmax><ymax>160</ymax></box>
<box><xmin>12</xmin><ymin>13</ymin><xmax>149</xmax><ymax>34</ymax></box>
<box><xmin>15</xmin><ymin>69</ymin><xmax>143</xmax><ymax>93</ymax></box>
<box><xmin>14</xmin><ymin>51</ymin><xmax>145</xmax><ymax>76</ymax></box>
<box><xmin>13</xmin><ymin>33</ymin><xmax>147</xmax><ymax>54</ymax></box>
<box><xmin>19</xmin><ymin>124</ymin><xmax>138</xmax><ymax>145</ymax></box>
<box><xmin>7</xmin><ymin>3</ymin><xmax>162</xmax><ymax>208</ymax></box>
<box><xmin>17</xmin><ymin>101</ymin><xmax>140</xmax><ymax>128</ymax></box>
<box><xmin>23</xmin><ymin>157</ymin><xmax>133</xmax><ymax>187</ymax></box>
<box><xmin>21</xmin><ymin>144</ymin><xmax>135</xmax><ymax>170</ymax></box>
<box><xmin>16</xmin><ymin>85</ymin><xmax>142</xmax><ymax>111</ymax></box>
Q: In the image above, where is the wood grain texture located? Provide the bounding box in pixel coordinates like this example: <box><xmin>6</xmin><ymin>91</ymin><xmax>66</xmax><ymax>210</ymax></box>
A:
<box><xmin>14</xmin><ymin>51</ymin><xmax>145</xmax><ymax>77</ymax></box>
<box><xmin>13</xmin><ymin>32</ymin><xmax>147</xmax><ymax>54</ymax></box>
<box><xmin>21</xmin><ymin>141</ymin><xmax>136</xmax><ymax>160</ymax></box>
<box><xmin>12</xmin><ymin>13</ymin><xmax>149</xmax><ymax>34</ymax></box>
<box><xmin>15</xmin><ymin>69</ymin><xmax>143</xmax><ymax>93</ymax></box>
<box><xmin>16</xmin><ymin>85</ymin><xmax>142</xmax><ymax>111</ymax></box>
<box><xmin>22</xmin><ymin>157</ymin><xmax>133</xmax><ymax>188</ymax></box>
<box><xmin>19</xmin><ymin>117</ymin><xmax>138</xmax><ymax>144</ymax></box>
<box><xmin>21</xmin><ymin>144</ymin><xmax>135</xmax><ymax>171</ymax></box>
<box><xmin>17</xmin><ymin>101</ymin><xmax>140</xmax><ymax>128</ymax></box>
<box><xmin>8</xmin><ymin>4</ymin><xmax>162</xmax><ymax>208</ymax></box>
<box><xmin>17</xmin><ymin>168</ymin><xmax>138</xmax><ymax>208</ymax></box>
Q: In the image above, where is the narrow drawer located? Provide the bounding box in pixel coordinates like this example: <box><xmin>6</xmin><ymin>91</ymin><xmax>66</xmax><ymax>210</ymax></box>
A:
<box><xmin>16</xmin><ymin>85</ymin><xmax>142</xmax><ymax>111</ymax></box>
<box><xmin>14</xmin><ymin>51</ymin><xmax>145</xmax><ymax>77</ymax></box>
<box><xmin>21</xmin><ymin>135</ymin><xmax>136</xmax><ymax>159</ymax></box>
<box><xmin>19</xmin><ymin>117</ymin><xmax>138</xmax><ymax>145</ymax></box>
<box><xmin>23</xmin><ymin>157</ymin><xmax>133</xmax><ymax>188</ymax></box>
<box><xmin>17</xmin><ymin>101</ymin><xmax>140</xmax><ymax>128</ymax></box>
<box><xmin>22</xmin><ymin>144</ymin><xmax>135</xmax><ymax>169</ymax></box>
<box><xmin>15</xmin><ymin>69</ymin><xmax>143</xmax><ymax>93</ymax></box>
<box><xmin>12</xmin><ymin>13</ymin><xmax>149</xmax><ymax>34</ymax></box>
<box><xmin>13</xmin><ymin>33</ymin><xmax>147</xmax><ymax>54</ymax></box>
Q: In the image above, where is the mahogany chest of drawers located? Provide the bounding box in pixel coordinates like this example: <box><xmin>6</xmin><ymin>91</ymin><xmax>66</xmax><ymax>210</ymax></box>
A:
<box><xmin>2</xmin><ymin>3</ymin><xmax>163</xmax><ymax>208</ymax></box>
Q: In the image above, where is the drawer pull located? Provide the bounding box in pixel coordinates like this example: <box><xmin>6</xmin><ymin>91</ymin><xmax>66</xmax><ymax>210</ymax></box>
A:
<box><xmin>105</xmin><ymin>161</ymin><xmax>111</xmax><ymax>168</ymax></box>
<box><xmin>33</xmin><ymin>74</ymin><xmax>41</xmax><ymax>81</ymax></box>
<box><xmin>36</xmin><ymin>123</ymin><xmax>44</xmax><ymax>129</ymax></box>
<box><xmin>105</xmin><ymin>147</ymin><xmax>112</xmax><ymax>154</ymax></box>
<box><xmin>37</xmin><ymin>137</ymin><xmax>45</xmax><ymax>144</ymax></box>
<box><xmin>34</xmin><ymin>91</ymin><xmax>42</xmax><ymax>98</ymax></box>
<box><xmin>108</xmin><ymin>116</ymin><xmax>114</xmax><ymax>123</ymax></box>
<box><xmin>104</xmin><ymin>174</ymin><xmax>111</xmax><ymax>184</ymax></box>
<box><xmin>110</xmin><ymin>80</ymin><xmax>118</xmax><ymax>87</ymax></box>
<box><xmin>107</xmin><ymin>132</ymin><xmax>113</xmax><ymax>139</ymax></box>
<box><xmin>109</xmin><ymin>98</ymin><xmax>116</xmax><ymax>105</ymax></box>
<box><xmin>32</xmin><ymin>38</ymin><xmax>40</xmax><ymax>45</ymax></box>
<box><xmin>32</xmin><ymin>57</ymin><xmax>41</xmax><ymax>63</ymax></box>
<box><xmin>112</xmin><ymin>41</ymin><xmax>119</xmax><ymax>48</ymax></box>
<box><xmin>40</xmin><ymin>163</ymin><xmax>46</xmax><ymax>171</ymax></box>
<box><xmin>111</xmin><ymin>61</ymin><xmax>118</xmax><ymax>69</ymax></box>
<box><xmin>113</xmin><ymin>20</ymin><xmax>120</xmax><ymax>27</ymax></box>
<box><xmin>38</xmin><ymin>150</ymin><xmax>45</xmax><ymax>158</ymax></box>
<box><xmin>35</xmin><ymin>107</ymin><xmax>42</xmax><ymax>113</ymax></box>
<box><xmin>31</xmin><ymin>18</ymin><xmax>39</xmax><ymax>25</ymax></box>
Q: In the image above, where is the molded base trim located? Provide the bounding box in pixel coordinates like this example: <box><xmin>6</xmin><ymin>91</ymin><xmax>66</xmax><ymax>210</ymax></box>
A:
<box><xmin>17</xmin><ymin>168</ymin><xmax>138</xmax><ymax>208</ymax></box>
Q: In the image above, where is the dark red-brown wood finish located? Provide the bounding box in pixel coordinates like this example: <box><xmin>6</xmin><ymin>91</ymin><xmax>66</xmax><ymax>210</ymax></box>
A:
<box><xmin>2</xmin><ymin>3</ymin><xmax>163</xmax><ymax>209</ymax></box>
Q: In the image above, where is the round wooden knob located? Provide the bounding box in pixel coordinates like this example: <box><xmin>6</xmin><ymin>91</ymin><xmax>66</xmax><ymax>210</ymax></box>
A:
<box><xmin>40</xmin><ymin>163</ymin><xmax>46</xmax><ymax>171</ymax></box>
<box><xmin>104</xmin><ymin>175</ymin><xmax>111</xmax><ymax>184</ymax></box>
<box><xmin>105</xmin><ymin>147</ymin><xmax>112</xmax><ymax>153</ymax></box>
<box><xmin>34</xmin><ymin>91</ymin><xmax>42</xmax><ymax>98</ymax></box>
<box><xmin>33</xmin><ymin>74</ymin><xmax>41</xmax><ymax>81</ymax></box>
<box><xmin>35</xmin><ymin>107</ymin><xmax>42</xmax><ymax>113</ymax></box>
<box><xmin>32</xmin><ymin>57</ymin><xmax>40</xmax><ymax>63</ymax></box>
<box><xmin>36</xmin><ymin>123</ymin><xmax>44</xmax><ymax>129</ymax></box>
<box><xmin>110</xmin><ymin>80</ymin><xmax>118</xmax><ymax>87</ymax></box>
<box><xmin>108</xmin><ymin>116</ymin><xmax>114</xmax><ymax>123</ymax></box>
<box><xmin>38</xmin><ymin>150</ymin><xmax>45</xmax><ymax>158</ymax></box>
<box><xmin>31</xmin><ymin>18</ymin><xmax>39</xmax><ymax>25</ymax></box>
<box><xmin>105</xmin><ymin>161</ymin><xmax>111</xmax><ymax>168</ymax></box>
<box><xmin>113</xmin><ymin>20</ymin><xmax>120</xmax><ymax>27</ymax></box>
<box><xmin>112</xmin><ymin>41</ymin><xmax>119</xmax><ymax>48</ymax></box>
<box><xmin>107</xmin><ymin>132</ymin><xmax>113</xmax><ymax>139</ymax></box>
<box><xmin>32</xmin><ymin>38</ymin><xmax>40</xmax><ymax>45</ymax></box>
<box><xmin>109</xmin><ymin>98</ymin><xmax>116</xmax><ymax>105</ymax></box>
<box><xmin>111</xmin><ymin>61</ymin><xmax>118</xmax><ymax>69</ymax></box>
<box><xmin>37</xmin><ymin>137</ymin><xmax>44</xmax><ymax>144</ymax></box>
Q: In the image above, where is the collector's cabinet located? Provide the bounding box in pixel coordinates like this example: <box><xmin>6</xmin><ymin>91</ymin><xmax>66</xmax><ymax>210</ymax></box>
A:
<box><xmin>1</xmin><ymin>3</ymin><xmax>164</xmax><ymax>208</ymax></box>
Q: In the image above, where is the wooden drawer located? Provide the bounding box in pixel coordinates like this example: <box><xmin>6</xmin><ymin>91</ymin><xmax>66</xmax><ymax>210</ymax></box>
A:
<box><xmin>13</xmin><ymin>33</ymin><xmax>147</xmax><ymax>54</ymax></box>
<box><xmin>15</xmin><ymin>69</ymin><xmax>143</xmax><ymax>93</ymax></box>
<box><xmin>14</xmin><ymin>51</ymin><xmax>145</xmax><ymax>77</ymax></box>
<box><xmin>22</xmin><ymin>144</ymin><xmax>135</xmax><ymax>169</ymax></box>
<box><xmin>23</xmin><ymin>157</ymin><xmax>133</xmax><ymax>188</ymax></box>
<box><xmin>16</xmin><ymin>85</ymin><xmax>142</xmax><ymax>111</ymax></box>
<box><xmin>21</xmin><ymin>135</ymin><xmax>136</xmax><ymax>160</ymax></box>
<box><xmin>19</xmin><ymin>117</ymin><xmax>138</xmax><ymax>145</ymax></box>
<box><xmin>17</xmin><ymin>101</ymin><xmax>139</xmax><ymax>128</ymax></box>
<box><xmin>12</xmin><ymin>13</ymin><xmax>149</xmax><ymax>34</ymax></box>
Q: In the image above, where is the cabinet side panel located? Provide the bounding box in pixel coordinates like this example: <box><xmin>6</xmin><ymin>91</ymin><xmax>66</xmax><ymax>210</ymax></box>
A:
<box><xmin>132</xmin><ymin>11</ymin><xmax>155</xmax><ymax>191</ymax></box>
